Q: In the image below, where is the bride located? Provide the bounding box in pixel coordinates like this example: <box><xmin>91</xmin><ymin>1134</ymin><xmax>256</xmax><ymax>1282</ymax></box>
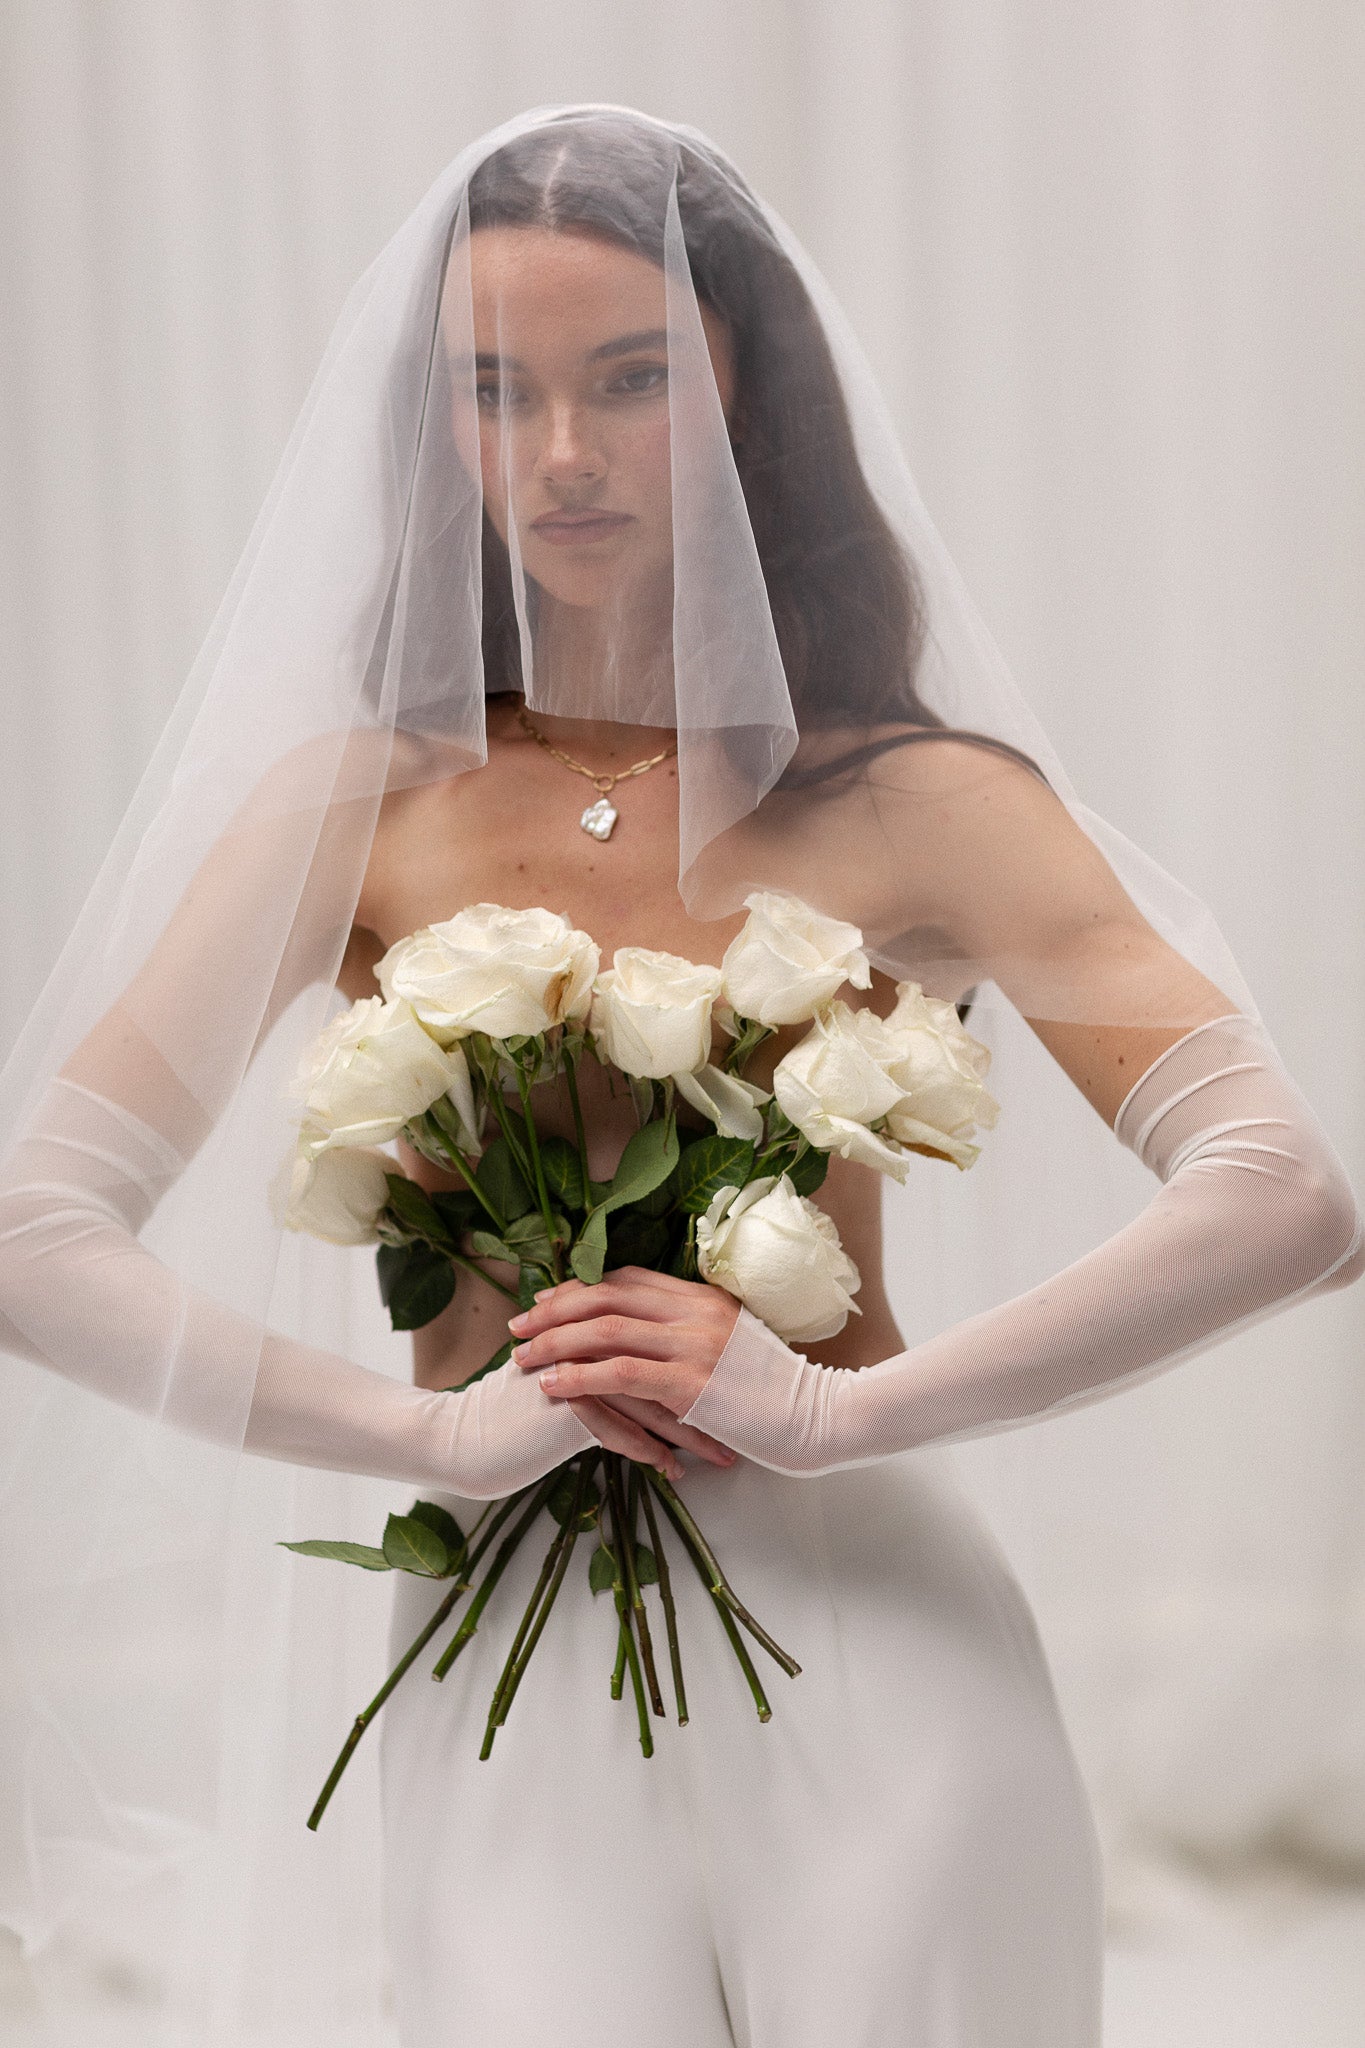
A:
<box><xmin>1</xmin><ymin>106</ymin><xmax>1360</xmax><ymax>2046</ymax></box>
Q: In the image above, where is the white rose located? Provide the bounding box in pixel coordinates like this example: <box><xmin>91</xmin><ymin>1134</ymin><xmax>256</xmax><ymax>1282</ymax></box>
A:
<box><xmin>270</xmin><ymin>1142</ymin><xmax>392</xmax><ymax>1246</ymax></box>
<box><xmin>772</xmin><ymin>988</ymin><xmax>998</xmax><ymax>1177</ymax></box>
<box><xmin>873</xmin><ymin>984</ymin><xmax>999</xmax><ymax>1169</ymax></box>
<box><xmin>295</xmin><ymin>997</ymin><xmax>475</xmax><ymax>1154</ymax></box>
<box><xmin>377</xmin><ymin>903</ymin><xmax>599</xmax><ymax>1042</ymax></box>
<box><xmin>771</xmin><ymin>1004</ymin><xmax>912</xmax><ymax>1177</ymax></box>
<box><xmin>589</xmin><ymin>947</ymin><xmax>722</xmax><ymax>1079</ymax></box>
<box><xmin>673</xmin><ymin>1065</ymin><xmax>769</xmax><ymax>1141</ymax></box>
<box><xmin>720</xmin><ymin>890</ymin><xmax>871</xmax><ymax>1026</ymax></box>
<box><xmin>696</xmin><ymin>1174</ymin><xmax>862</xmax><ymax>1344</ymax></box>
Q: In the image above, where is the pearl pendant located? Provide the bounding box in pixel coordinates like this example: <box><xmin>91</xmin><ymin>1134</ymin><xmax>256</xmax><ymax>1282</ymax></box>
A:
<box><xmin>580</xmin><ymin>796</ymin><xmax>619</xmax><ymax>840</ymax></box>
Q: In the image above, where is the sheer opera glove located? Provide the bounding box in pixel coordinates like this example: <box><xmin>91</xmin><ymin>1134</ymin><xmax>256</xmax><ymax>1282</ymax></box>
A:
<box><xmin>0</xmin><ymin>1078</ymin><xmax>594</xmax><ymax>1498</ymax></box>
<box><xmin>679</xmin><ymin>1014</ymin><xmax>1365</xmax><ymax>1476</ymax></box>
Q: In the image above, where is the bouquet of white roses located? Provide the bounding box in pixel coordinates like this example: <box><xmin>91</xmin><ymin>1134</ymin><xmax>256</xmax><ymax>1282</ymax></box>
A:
<box><xmin>274</xmin><ymin>891</ymin><xmax>998</xmax><ymax>1826</ymax></box>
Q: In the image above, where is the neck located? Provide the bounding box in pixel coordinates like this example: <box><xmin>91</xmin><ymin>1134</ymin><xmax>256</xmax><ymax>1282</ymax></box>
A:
<box><xmin>523</xmin><ymin>587</ymin><xmax>676</xmax><ymax>755</ymax></box>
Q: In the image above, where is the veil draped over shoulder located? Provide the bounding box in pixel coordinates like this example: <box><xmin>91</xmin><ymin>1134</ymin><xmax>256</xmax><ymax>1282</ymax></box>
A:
<box><xmin>0</xmin><ymin>104</ymin><xmax>1311</xmax><ymax>2038</ymax></box>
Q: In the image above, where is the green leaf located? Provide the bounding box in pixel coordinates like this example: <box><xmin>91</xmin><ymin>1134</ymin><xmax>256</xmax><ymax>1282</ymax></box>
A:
<box><xmin>517</xmin><ymin>1265</ymin><xmax>541</xmax><ymax>1313</ymax></box>
<box><xmin>376</xmin><ymin>1242</ymin><xmax>456</xmax><ymax>1331</ymax></box>
<box><xmin>674</xmin><ymin>1135</ymin><xmax>756</xmax><ymax>1215</ymax></box>
<box><xmin>632</xmin><ymin>1542</ymin><xmax>659</xmax><ymax>1586</ymax></box>
<box><xmin>546</xmin><ymin>1463</ymin><xmax>600</xmax><ymax>1528</ymax></box>
<box><xmin>430</xmin><ymin>1187</ymin><xmax>481</xmax><ymax>1237</ymax></box>
<box><xmin>785</xmin><ymin>1144</ymin><xmax>830</xmax><ymax>1197</ymax></box>
<box><xmin>763</xmin><ymin>1101</ymin><xmax>796</xmax><ymax>1143</ymax></box>
<box><xmin>408</xmin><ymin>1501</ymin><xmax>465</xmax><ymax>1553</ymax></box>
<box><xmin>632</xmin><ymin>1164</ymin><xmax>679</xmax><ymax>1218</ymax></box>
<box><xmin>469</xmin><ymin>1229</ymin><xmax>517</xmax><ymax>1263</ymax></box>
<box><xmin>476</xmin><ymin>1138</ymin><xmax>534</xmax><ymax>1221</ymax></box>
<box><xmin>605</xmin><ymin>1118</ymin><xmax>680</xmax><ymax>1210</ymax></box>
<box><xmin>506</xmin><ymin>1208</ymin><xmax>570</xmax><ymax>1253</ymax></box>
<box><xmin>588</xmin><ymin>1543</ymin><xmax>617</xmax><ymax>1595</ymax></box>
<box><xmin>569</xmin><ymin>1209</ymin><xmax>608</xmax><ymax>1285</ymax></box>
<box><xmin>279</xmin><ymin>1539</ymin><xmax>392</xmax><ymax>1571</ymax></box>
<box><xmin>383</xmin><ymin>1172</ymin><xmax>455</xmax><ymax>1248</ymax></box>
<box><xmin>382</xmin><ymin>1512</ymin><xmax>451</xmax><ymax>1578</ymax></box>
<box><xmin>539</xmin><ymin>1135</ymin><xmax>587</xmax><ymax>1214</ymax></box>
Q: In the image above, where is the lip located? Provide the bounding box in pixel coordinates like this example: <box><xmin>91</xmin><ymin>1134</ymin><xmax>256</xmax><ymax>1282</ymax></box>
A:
<box><xmin>528</xmin><ymin>510</ymin><xmax>634</xmax><ymax>546</ymax></box>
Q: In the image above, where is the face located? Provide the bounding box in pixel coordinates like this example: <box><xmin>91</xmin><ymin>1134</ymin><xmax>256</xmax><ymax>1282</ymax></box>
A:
<box><xmin>446</xmin><ymin>225</ymin><xmax>738</xmax><ymax>611</ymax></box>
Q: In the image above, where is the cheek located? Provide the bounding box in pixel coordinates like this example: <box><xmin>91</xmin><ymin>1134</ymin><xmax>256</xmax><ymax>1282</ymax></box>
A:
<box><xmin>612</xmin><ymin>414</ymin><xmax>674</xmax><ymax>524</ymax></box>
<box><xmin>446</xmin><ymin>392</ymin><xmax>510</xmax><ymax>535</ymax></box>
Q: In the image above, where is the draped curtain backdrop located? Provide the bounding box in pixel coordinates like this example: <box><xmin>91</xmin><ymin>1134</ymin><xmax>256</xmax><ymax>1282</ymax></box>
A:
<box><xmin>3</xmin><ymin>0</ymin><xmax>1363</xmax><ymax>1993</ymax></box>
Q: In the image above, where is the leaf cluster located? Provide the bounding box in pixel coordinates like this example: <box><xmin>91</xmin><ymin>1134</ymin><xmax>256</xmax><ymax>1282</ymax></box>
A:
<box><xmin>374</xmin><ymin>1053</ymin><xmax>828</xmax><ymax>1332</ymax></box>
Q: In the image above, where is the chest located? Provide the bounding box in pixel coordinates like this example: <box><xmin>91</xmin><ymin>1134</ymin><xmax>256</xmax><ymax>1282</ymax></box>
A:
<box><xmin>364</xmin><ymin>747</ymin><xmax>748</xmax><ymax>969</ymax></box>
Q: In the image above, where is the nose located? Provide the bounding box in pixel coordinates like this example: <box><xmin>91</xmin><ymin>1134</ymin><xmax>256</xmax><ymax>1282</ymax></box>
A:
<box><xmin>532</xmin><ymin>400</ymin><xmax>606</xmax><ymax>490</ymax></box>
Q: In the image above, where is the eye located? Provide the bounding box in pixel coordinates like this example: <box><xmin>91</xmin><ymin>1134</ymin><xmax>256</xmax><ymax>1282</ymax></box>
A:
<box><xmin>475</xmin><ymin>379</ymin><xmax>527</xmax><ymax>415</ymax></box>
<box><xmin>605</xmin><ymin>362</ymin><xmax>668</xmax><ymax>399</ymax></box>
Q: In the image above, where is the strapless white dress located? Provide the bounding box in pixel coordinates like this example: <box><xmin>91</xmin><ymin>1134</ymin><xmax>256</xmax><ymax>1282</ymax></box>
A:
<box><xmin>379</xmin><ymin>1448</ymin><xmax>1103</xmax><ymax>2047</ymax></box>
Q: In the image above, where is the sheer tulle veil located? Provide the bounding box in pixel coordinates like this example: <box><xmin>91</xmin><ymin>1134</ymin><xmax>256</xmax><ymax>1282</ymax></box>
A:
<box><xmin>0</xmin><ymin>103</ymin><xmax>1261</xmax><ymax>2036</ymax></box>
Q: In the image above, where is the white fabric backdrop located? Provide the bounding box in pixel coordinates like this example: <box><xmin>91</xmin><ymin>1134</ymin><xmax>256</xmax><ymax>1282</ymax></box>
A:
<box><xmin>3</xmin><ymin>0</ymin><xmax>1362</xmax><ymax>1971</ymax></box>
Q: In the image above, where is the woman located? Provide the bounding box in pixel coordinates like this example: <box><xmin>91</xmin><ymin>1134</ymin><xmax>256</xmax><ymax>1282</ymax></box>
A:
<box><xmin>1</xmin><ymin>107</ymin><xmax>1359</xmax><ymax>2045</ymax></box>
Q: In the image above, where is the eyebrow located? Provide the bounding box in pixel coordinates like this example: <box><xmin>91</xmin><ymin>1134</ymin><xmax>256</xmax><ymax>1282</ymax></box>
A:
<box><xmin>464</xmin><ymin>328</ymin><xmax>673</xmax><ymax>375</ymax></box>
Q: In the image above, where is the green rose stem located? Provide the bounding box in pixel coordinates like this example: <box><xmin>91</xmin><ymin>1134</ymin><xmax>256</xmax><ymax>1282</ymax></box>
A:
<box><xmin>607</xmin><ymin>1460</ymin><xmax>663</xmax><ymax>1719</ymax></box>
<box><xmin>483</xmin><ymin>1460</ymin><xmax>593</xmax><ymax>1749</ymax></box>
<box><xmin>605</xmin><ymin>1475</ymin><xmax>654</xmax><ymax>1758</ymax></box>
<box><xmin>431</xmin><ymin>1472</ymin><xmax>560</xmax><ymax>1681</ymax></box>
<box><xmin>624</xmin><ymin>1463</ymin><xmax>666</xmax><ymax>1718</ymax></box>
<box><xmin>304</xmin><ymin>1485</ymin><xmax>532</xmax><ymax>1831</ymax></box>
<box><xmin>645</xmin><ymin>1471</ymin><xmax>801</xmax><ymax>1680</ymax></box>
<box><xmin>479</xmin><ymin>1517</ymin><xmax>570</xmax><ymax>1752</ymax></box>
<box><xmin>412</xmin><ymin>1107</ymin><xmax>506</xmax><ymax>1234</ymax></box>
<box><xmin>480</xmin><ymin>1458</ymin><xmax>588</xmax><ymax>1737</ymax></box>
<box><xmin>651</xmin><ymin>1485</ymin><xmax>774</xmax><ymax>1724</ymax></box>
<box><xmin>638</xmin><ymin>1470</ymin><xmax>687</xmax><ymax>1725</ymax></box>
<box><xmin>755</xmin><ymin>1133</ymin><xmax>812</xmax><ymax>1179</ymax></box>
<box><xmin>562</xmin><ymin>1049</ymin><xmax>592</xmax><ymax>1197</ymax></box>
<box><xmin>609</xmin><ymin>1607</ymin><xmax>628</xmax><ymax>1701</ymax></box>
<box><xmin>513</xmin><ymin>1065</ymin><xmax>564</xmax><ymax>1283</ymax></box>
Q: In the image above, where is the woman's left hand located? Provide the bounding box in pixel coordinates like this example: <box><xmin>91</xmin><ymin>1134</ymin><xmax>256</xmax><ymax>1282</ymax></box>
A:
<box><xmin>509</xmin><ymin>1267</ymin><xmax>739</xmax><ymax>1419</ymax></box>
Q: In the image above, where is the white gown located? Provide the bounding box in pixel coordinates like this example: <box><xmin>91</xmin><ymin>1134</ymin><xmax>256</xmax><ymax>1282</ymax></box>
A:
<box><xmin>380</xmin><ymin>1448</ymin><xmax>1103</xmax><ymax>2046</ymax></box>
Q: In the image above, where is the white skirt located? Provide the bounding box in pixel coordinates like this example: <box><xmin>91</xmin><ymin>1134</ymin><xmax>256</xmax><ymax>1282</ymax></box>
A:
<box><xmin>379</xmin><ymin>1449</ymin><xmax>1104</xmax><ymax>2047</ymax></box>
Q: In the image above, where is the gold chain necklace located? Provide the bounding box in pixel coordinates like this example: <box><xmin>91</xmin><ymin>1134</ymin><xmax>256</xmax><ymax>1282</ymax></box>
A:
<box><xmin>515</xmin><ymin>703</ymin><xmax>677</xmax><ymax>841</ymax></box>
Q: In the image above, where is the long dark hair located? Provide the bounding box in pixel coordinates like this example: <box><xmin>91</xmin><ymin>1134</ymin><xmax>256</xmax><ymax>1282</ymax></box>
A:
<box><xmin>462</xmin><ymin>113</ymin><xmax>1042</xmax><ymax>788</ymax></box>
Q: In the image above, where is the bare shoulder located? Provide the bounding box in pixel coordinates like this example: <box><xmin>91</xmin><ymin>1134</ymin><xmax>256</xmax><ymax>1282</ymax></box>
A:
<box><xmin>836</xmin><ymin>730</ymin><xmax>1121</xmax><ymax>931</ymax></box>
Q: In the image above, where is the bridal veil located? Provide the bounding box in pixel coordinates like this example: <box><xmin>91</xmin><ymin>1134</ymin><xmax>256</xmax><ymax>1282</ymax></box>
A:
<box><xmin>0</xmin><ymin>104</ymin><xmax>1305</xmax><ymax>2038</ymax></box>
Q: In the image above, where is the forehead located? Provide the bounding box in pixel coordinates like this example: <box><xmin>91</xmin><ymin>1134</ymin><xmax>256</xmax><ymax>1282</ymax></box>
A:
<box><xmin>459</xmin><ymin>226</ymin><xmax>669</xmax><ymax>353</ymax></box>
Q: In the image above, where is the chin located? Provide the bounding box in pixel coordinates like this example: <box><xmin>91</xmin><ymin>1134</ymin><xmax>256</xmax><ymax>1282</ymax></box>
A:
<box><xmin>520</xmin><ymin>541</ymin><xmax>652</xmax><ymax>611</ymax></box>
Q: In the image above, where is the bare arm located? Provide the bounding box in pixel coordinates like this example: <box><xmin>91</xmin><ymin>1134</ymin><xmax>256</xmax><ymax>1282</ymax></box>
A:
<box><xmin>508</xmin><ymin>751</ymin><xmax>1363</xmax><ymax>1457</ymax></box>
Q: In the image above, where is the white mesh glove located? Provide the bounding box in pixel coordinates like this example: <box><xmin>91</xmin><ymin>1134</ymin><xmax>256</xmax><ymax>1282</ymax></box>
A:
<box><xmin>0</xmin><ymin>1078</ymin><xmax>594</xmax><ymax>1499</ymax></box>
<box><xmin>679</xmin><ymin>1015</ymin><xmax>1365</xmax><ymax>1474</ymax></box>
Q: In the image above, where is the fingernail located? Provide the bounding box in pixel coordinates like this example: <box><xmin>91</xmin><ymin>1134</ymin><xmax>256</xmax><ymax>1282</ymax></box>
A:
<box><xmin>538</xmin><ymin>1366</ymin><xmax>559</xmax><ymax>1389</ymax></box>
<box><xmin>507</xmin><ymin>1312</ymin><xmax>528</xmax><ymax>1333</ymax></box>
<box><xmin>718</xmin><ymin>1448</ymin><xmax>737</xmax><ymax>1464</ymax></box>
<box><xmin>534</xmin><ymin>1287</ymin><xmax>555</xmax><ymax>1301</ymax></box>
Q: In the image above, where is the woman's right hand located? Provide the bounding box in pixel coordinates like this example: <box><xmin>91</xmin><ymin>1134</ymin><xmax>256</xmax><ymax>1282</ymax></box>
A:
<box><xmin>563</xmin><ymin>1389</ymin><xmax>738</xmax><ymax>1482</ymax></box>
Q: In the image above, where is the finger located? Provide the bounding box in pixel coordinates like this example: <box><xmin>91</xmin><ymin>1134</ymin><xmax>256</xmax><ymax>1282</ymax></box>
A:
<box><xmin>508</xmin><ymin>1275</ymin><xmax>682</xmax><ymax>1340</ymax></box>
<box><xmin>597</xmin><ymin>1392</ymin><xmax>737</xmax><ymax>1466</ymax></box>
<box><xmin>535</xmin><ymin>1355</ymin><xmax>694</xmax><ymax>1413</ymax></box>
<box><xmin>511</xmin><ymin>1314</ymin><xmax>678</xmax><ymax>1372</ymax></box>
<box><xmin>565</xmin><ymin>1396</ymin><xmax>685</xmax><ymax>1481</ymax></box>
